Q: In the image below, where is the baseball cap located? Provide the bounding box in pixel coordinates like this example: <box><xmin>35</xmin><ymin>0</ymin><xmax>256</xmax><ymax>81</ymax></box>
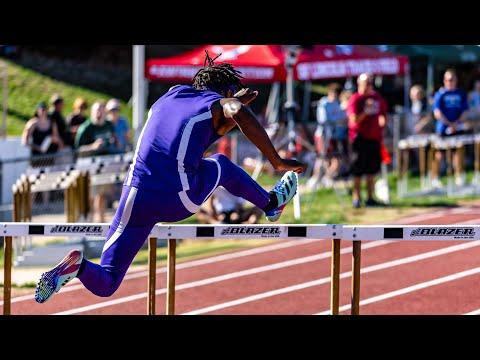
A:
<box><xmin>106</xmin><ymin>99</ymin><xmax>121</xmax><ymax>111</ymax></box>
<box><xmin>50</xmin><ymin>93</ymin><xmax>64</xmax><ymax>105</ymax></box>
<box><xmin>36</xmin><ymin>101</ymin><xmax>47</xmax><ymax>109</ymax></box>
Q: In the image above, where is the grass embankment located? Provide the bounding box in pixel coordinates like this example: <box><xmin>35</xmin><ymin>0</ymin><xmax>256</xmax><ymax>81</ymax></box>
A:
<box><xmin>1</xmin><ymin>58</ymin><xmax>132</xmax><ymax>136</ymax></box>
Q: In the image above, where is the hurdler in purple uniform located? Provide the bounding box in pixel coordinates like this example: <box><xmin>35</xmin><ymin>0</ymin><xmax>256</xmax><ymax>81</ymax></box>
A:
<box><xmin>35</xmin><ymin>53</ymin><xmax>306</xmax><ymax>302</ymax></box>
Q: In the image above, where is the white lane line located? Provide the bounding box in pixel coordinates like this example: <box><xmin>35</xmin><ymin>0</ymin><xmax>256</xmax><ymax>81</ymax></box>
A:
<box><xmin>316</xmin><ymin>267</ymin><xmax>480</xmax><ymax>315</ymax></box>
<box><xmin>52</xmin><ymin>241</ymin><xmax>390</xmax><ymax>315</ymax></box>
<box><xmin>182</xmin><ymin>241</ymin><xmax>480</xmax><ymax>315</ymax></box>
<box><xmin>1</xmin><ymin>238</ymin><xmax>321</xmax><ymax>306</ymax></box>
<box><xmin>464</xmin><ymin>309</ymin><xmax>480</xmax><ymax>315</ymax></box>
<box><xmin>388</xmin><ymin>208</ymin><xmax>475</xmax><ymax>224</ymax></box>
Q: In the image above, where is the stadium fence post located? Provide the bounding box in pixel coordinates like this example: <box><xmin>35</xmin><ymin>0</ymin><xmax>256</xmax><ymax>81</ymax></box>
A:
<box><xmin>166</xmin><ymin>239</ymin><xmax>177</xmax><ymax>315</ymax></box>
<box><xmin>84</xmin><ymin>172</ymin><xmax>91</xmax><ymax>218</ymax></box>
<box><xmin>419</xmin><ymin>145</ymin><xmax>426</xmax><ymax>189</ymax></box>
<box><xmin>330</xmin><ymin>238</ymin><xmax>341</xmax><ymax>315</ymax></box>
<box><xmin>475</xmin><ymin>141</ymin><xmax>480</xmax><ymax>184</ymax></box>
<box><xmin>74</xmin><ymin>174</ymin><xmax>80</xmax><ymax>221</ymax></box>
<box><xmin>458</xmin><ymin>143</ymin><xmax>465</xmax><ymax>179</ymax></box>
<box><xmin>351</xmin><ymin>241</ymin><xmax>362</xmax><ymax>315</ymax></box>
<box><xmin>3</xmin><ymin>236</ymin><xmax>13</xmax><ymax>315</ymax></box>
<box><xmin>64</xmin><ymin>180</ymin><xmax>70</xmax><ymax>222</ymax></box>
<box><xmin>148</xmin><ymin>237</ymin><xmax>157</xmax><ymax>315</ymax></box>
<box><xmin>78</xmin><ymin>173</ymin><xmax>85</xmax><ymax>220</ymax></box>
<box><xmin>21</xmin><ymin>175</ymin><xmax>28</xmax><ymax>221</ymax></box>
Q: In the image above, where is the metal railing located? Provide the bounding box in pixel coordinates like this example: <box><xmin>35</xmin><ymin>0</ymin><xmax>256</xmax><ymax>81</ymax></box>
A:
<box><xmin>397</xmin><ymin>134</ymin><xmax>480</xmax><ymax>197</ymax></box>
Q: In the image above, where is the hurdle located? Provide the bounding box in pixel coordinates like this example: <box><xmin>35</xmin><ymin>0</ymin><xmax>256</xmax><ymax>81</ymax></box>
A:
<box><xmin>344</xmin><ymin>224</ymin><xmax>480</xmax><ymax>315</ymax></box>
<box><xmin>397</xmin><ymin>134</ymin><xmax>480</xmax><ymax>198</ymax></box>
<box><xmin>2</xmin><ymin>222</ymin><xmax>479</xmax><ymax>315</ymax></box>
<box><xmin>0</xmin><ymin>222</ymin><xmax>339</xmax><ymax>315</ymax></box>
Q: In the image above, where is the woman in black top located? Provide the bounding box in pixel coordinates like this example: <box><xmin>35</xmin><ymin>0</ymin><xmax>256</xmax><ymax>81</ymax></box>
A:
<box><xmin>22</xmin><ymin>102</ymin><xmax>62</xmax><ymax>166</ymax></box>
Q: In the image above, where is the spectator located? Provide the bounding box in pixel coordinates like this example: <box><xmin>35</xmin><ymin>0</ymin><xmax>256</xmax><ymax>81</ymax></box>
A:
<box><xmin>319</xmin><ymin>84</ymin><xmax>348</xmax><ymax>173</ymax></box>
<box><xmin>468</xmin><ymin>79</ymin><xmax>480</xmax><ymax>122</ymax></box>
<box><xmin>66</xmin><ymin>97</ymin><xmax>88</xmax><ymax>145</ymax></box>
<box><xmin>49</xmin><ymin>94</ymin><xmax>69</xmax><ymax>147</ymax></box>
<box><xmin>431</xmin><ymin>69</ymin><xmax>470</xmax><ymax>187</ymax></box>
<box><xmin>347</xmin><ymin>73</ymin><xmax>388</xmax><ymax>208</ymax></box>
<box><xmin>75</xmin><ymin>101</ymin><xmax>117</xmax><ymax>222</ymax></box>
<box><xmin>106</xmin><ymin>98</ymin><xmax>131</xmax><ymax>153</ymax></box>
<box><xmin>197</xmin><ymin>186</ymin><xmax>263</xmax><ymax>224</ymax></box>
<box><xmin>75</xmin><ymin>101</ymin><xmax>117</xmax><ymax>156</ymax></box>
<box><xmin>22</xmin><ymin>102</ymin><xmax>61</xmax><ymax>166</ymax></box>
<box><xmin>406</xmin><ymin>85</ymin><xmax>434</xmax><ymax>136</ymax></box>
<box><xmin>340</xmin><ymin>89</ymin><xmax>353</xmax><ymax>111</ymax></box>
<box><xmin>307</xmin><ymin>83</ymin><xmax>348</xmax><ymax>190</ymax></box>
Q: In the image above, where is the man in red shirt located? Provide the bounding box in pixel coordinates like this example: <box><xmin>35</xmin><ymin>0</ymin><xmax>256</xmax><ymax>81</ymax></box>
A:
<box><xmin>347</xmin><ymin>73</ymin><xmax>387</xmax><ymax>208</ymax></box>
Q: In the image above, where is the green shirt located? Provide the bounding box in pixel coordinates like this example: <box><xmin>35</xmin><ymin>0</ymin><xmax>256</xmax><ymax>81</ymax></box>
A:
<box><xmin>75</xmin><ymin>119</ymin><xmax>117</xmax><ymax>155</ymax></box>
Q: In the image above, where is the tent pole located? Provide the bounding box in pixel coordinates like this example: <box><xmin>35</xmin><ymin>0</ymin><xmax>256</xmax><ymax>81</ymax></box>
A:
<box><xmin>404</xmin><ymin>62</ymin><xmax>411</xmax><ymax>112</ymax></box>
<box><xmin>133</xmin><ymin>45</ymin><xmax>146</xmax><ymax>145</ymax></box>
<box><xmin>266</xmin><ymin>82</ymin><xmax>280</xmax><ymax>125</ymax></box>
<box><xmin>302</xmin><ymin>81</ymin><xmax>312</xmax><ymax>123</ymax></box>
<box><xmin>284</xmin><ymin>46</ymin><xmax>300</xmax><ymax>156</ymax></box>
<box><xmin>427</xmin><ymin>57</ymin><xmax>434</xmax><ymax>103</ymax></box>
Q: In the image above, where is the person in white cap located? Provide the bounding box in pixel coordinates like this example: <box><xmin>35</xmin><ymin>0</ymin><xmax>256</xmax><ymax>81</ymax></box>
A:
<box><xmin>106</xmin><ymin>98</ymin><xmax>131</xmax><ymax>153</ymax></box>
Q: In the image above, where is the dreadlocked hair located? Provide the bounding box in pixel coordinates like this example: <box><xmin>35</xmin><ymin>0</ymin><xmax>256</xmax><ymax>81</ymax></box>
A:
<box><xmin>192</xmin><ymin>51</ymin><xmax>245</xmax><ymax>94</ymax></box>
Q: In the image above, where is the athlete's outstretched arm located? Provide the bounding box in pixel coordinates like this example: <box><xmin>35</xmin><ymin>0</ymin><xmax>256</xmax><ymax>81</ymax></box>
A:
<box><xmin>220</xmin><ymin>98</ymin><xmax>306</xmax><ymax>174</ymax></box>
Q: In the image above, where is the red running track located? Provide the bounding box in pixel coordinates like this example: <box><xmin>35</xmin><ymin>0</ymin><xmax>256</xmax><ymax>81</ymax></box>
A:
<box><xmin>2</xmin><ymin>206</ymin><xmax>480</xmax><ymax>315</ymax></box>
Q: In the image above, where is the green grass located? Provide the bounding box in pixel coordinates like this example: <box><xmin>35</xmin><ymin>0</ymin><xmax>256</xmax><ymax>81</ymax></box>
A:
<box><xmin>121</xmin><ymin>239</ymin><xmax>274</xmax><ymax>267</ymax></box>
<box><xmin>1</xmin><ymin>58</ymin><xmax>132</xmax><ymax>136</ymax></box>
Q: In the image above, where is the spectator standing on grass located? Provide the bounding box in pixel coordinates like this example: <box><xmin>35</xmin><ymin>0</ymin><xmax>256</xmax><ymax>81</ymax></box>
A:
<box><xmin>75</xmin><ymin>101</ymin><xmax>117</xmax><ymax>222</ymax></box>
<box><xmin>75</xmin><ymin>101</ymin><xmax>117</xmax><ymax>156</ymax></box>
<box><xmin>431</xmin><ymin>69</ymin><xmax>470</xmax><ymax>188</ymax></box>
<box><xmin>406</xmin><ymin>85</ymin><xmax>434</xmax><ymax>136</ymax></box>
<box><xmin>318</xmin><ymin>84</ymin><xmax>348</xmax><ymax>176</ymax></box>
<box><xmin>106</xmin><ymin>98</ymin><xmax>131</xmax><ymax>153</ymax></box>
<box><xmin>347</xmin><ymin>73</ymin><xmax>388</xmax><ymax>209</ymax></box>
<box><xmin>308</xmin><ymin>83</ymin><xmax>349</xmax><ymax>190</ymax></box>
<box><xmin>49</xmin><ymin>94</ymin><xmax>69</xmax><ymax>148</ymax></box>
<box><xmin>468</xmin><ymin>79</ymin><xmax>480</xmax><ymax>122</ymax></box>
<box><xmin>66</xmin><ymin>97</ymin><xmax>89</xmax><ymax>146</ymax></box>
<box><xmin>22</xmin><ymin>102</ymin><xmax>62</xmax><ymax>166</ymax></box>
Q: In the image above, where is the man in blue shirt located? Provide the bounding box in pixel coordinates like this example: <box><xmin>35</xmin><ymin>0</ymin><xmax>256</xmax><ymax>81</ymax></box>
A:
<box><xmin>106</xmin><ymin>99</ymin><xmax>132</xmax><ymax>153</ymax></box>
<box><xmin>431</xmin><ymin>69</ymin><xmax>469</xmax><ymax>187</ymax></box>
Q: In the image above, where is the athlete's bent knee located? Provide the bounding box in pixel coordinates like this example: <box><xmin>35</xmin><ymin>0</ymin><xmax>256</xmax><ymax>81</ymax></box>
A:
<box><xmin>90</xmin><ymin>275</ymin><xmax>123</xmax><ymax>297</ymax></box>
<box><xmin>210</xmin><ymin>153</ymin><xmax>232</xmax><ymax>169</ymax></box>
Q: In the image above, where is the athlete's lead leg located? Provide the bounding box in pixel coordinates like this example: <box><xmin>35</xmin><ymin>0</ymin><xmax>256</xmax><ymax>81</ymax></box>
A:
<box><xmin>204</xmin><ymin>153</ymin><xmax>298</xmax><ymax>222</ymax></box>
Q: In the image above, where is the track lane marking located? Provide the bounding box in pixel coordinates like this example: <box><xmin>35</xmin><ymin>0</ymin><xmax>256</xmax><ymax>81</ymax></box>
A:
<box><xmin>52</xmin><ymin>241</ymin><xmax>390</xmax><ymax>315</ymax></box>
<box><xmin>316</xmin><ymin>267</ymin><xmax>480</xmax><ymax>314</ymax></box>
<box><xmin>1</xmin><ymin>238</ymin><xmax>321</xmax><ymax>306</ymax></box>
<box><xmin>183</xmin><ymin>241</ymin><xmax>480</xmax><ymax>315</ymax></box>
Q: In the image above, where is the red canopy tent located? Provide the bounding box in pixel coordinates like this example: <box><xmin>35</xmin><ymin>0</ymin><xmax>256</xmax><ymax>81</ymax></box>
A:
<box><xmin>145</xmin><ymin>45</ymin><xmax>287</xmax><ymax>83</ymax></box>
<box><xmin>295</xmin><ymin>45</ymin><xmax>409</xmax><ymax>81</ymax></box>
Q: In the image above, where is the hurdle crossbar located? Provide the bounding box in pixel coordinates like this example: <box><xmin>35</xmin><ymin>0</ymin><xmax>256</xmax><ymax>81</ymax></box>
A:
<box><xmin>2</xmin><ymin>222</ymin><xmax>479</xmax><ymax>315</ymax></box>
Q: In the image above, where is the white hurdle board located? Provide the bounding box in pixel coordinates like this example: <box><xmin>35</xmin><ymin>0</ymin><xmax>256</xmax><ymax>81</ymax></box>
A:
<box><xmin>0</xmin><ymin>223</ymin><xmax>340</xmax><ymax>241</ymax></box>
<box><xmin>343</xmin><ymin>225</ymin><xmax>480</xmax><ymax>241</ymax></box>
<box><xmin>3</xmin><ymin>222</ymin><xmax>480</xmax><ymax>242</ymax></box>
